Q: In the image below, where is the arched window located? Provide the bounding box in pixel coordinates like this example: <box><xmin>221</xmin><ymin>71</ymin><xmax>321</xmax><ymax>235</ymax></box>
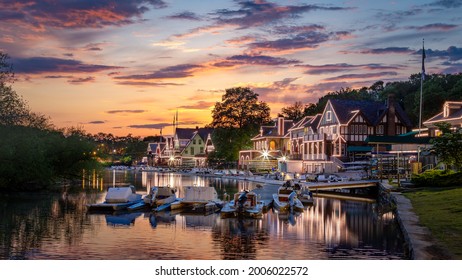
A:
<box><xmin>269</xmin><ymin>140</ymin><xmax>276</xmax><ymax>150</ymax></box>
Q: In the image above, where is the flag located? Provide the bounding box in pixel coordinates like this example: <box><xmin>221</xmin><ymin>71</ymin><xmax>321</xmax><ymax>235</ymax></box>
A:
<box><xmin>421</xmin><ymin>40</ymin><xmax>426</xmax><ymax>80</ymax></box>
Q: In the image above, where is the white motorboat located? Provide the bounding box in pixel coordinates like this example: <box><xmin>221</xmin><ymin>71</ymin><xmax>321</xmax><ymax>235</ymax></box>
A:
<box><xmin>170</xmin><ymin>186</ymin><xmax>223</xmax><ymax>213</ymax></box>
<box><xmin>220</xmin><ymin>190</ymin><xmax>264</xmax><ymax>219</ymax></box>
<box><xmin>272</xmin><ymin>184</ymin><xmax>304</xmax><ymax>213</ymax></box>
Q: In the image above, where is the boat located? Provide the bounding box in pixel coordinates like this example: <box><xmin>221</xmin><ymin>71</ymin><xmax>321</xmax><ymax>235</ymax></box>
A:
<box><xmin>272</xmin><ymin>182</ymin><xmax>304</xmax><ymax>212</ymax></box>
<box><xmin>294</xmin><ymin>183</ymin><xmax>315</xmax><ymax>205</ymax></box>
<box><xmin>220</xmin><ymin>190</ymin><xmax>264</xmax><ymax>218</ymax></box>
<box><xmin>170</xmin><ymin>186</ymin><xmax>223</xmax><ymax>213</ymax></box>
<box><xmin>127</xmin><ymin>186</ymin><xmax>178</xmax><ymax>211</ymax></box>
<box><xmin>87</xmin><ymin>185</ymin><xmax>142</xmax><ymax>211</ymax></box>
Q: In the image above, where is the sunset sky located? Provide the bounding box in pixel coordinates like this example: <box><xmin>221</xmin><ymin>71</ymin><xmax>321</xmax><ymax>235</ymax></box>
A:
<box><xmin>1</xmin><ymin>0</ymin><xmax>461</xmax><ymax>137</ymax></box>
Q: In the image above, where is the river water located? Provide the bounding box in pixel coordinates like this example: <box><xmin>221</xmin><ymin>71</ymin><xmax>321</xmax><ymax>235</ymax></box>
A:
<box><xmin>0</xmin><ymin>169</ymin><xmax>405</xmax><ymax>260</ymax></box>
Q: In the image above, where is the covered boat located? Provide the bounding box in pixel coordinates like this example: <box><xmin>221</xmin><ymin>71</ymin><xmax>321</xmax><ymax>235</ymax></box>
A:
<box><xmin>87</xmin><ymin>185</ymin><xmax>142</xmax><ymax>211</ymax></box>
<box><xmin>170</xmin><ymin>186</ymin><xmax>222</xmax><ymax>213</ymax></box>
<box><xmin>220</xmin><ymin>190</ymin><xmax>264</xmax><ymax>218</ymax></box>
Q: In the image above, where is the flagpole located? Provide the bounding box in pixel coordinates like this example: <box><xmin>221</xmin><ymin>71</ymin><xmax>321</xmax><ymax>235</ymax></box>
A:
<box><xmin>417</xmin><ymin>39</ymin><xmax>425</xmax><ymax>167</ymax></box>
<box><xmin>418</xmin><ymin>38</ymin><xmax>425</xmax><ymax>136</ymax></box>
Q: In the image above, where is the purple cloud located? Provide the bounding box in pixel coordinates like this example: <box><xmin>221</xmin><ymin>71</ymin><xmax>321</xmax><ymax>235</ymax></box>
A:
<box><xmin>11</xmin><ymin>56</ymin><xmax>121</xmax><ymax>74</ymax></box>
<box><xmin>299</xmin><ymin>63</ymin><xmax>402</xmax><ymax>75</ymax></box>
<box><xmin>106</xmin><ymin>110</ymin><xmax>147</xmax><ymax>114</ymax></box>
<box><xmin>214</xmin><ymin>54</ymin><xmax>301</xmax><ymax>67</ymax></box>
<box><xmin>415</xmin><ymin>46</ymin><xmax>462</xmax><ymax>61</ymax></box>
<box><xmin>0</xmin><ymin>0</ymin><xmax>167</xmax><ymax>29</ymax></box>
<box><xmin>115</xmin><ymin>64</ymin><xmax>203</xmax><ymax>80</ymax></box>
<box><xmin>68</xmin><ymin>76</ymin><xmax>95</xmax><ymax>84</ymax></box>
<box><xmin>248</xmin><ymin>30</ymin><xmax>351</xmax><ymax>52</ymax></box>
<box><xmin>359</xmin><ymin>47</ymin><xmax>413</xmax><ymax>55</ymax></box>
<box><xmin>409</xmin><ymin>23</ymin><xmax>458</xmax><ymax>31</ymax></box>
<box><xmin>177</xmin><ymin>101</ymin><xmax>215</xmax><ymax>110</ymax></box>
<box><xmin>427</xmin><ymin>0</ymin><xmax>462</xmax><ymax>8</ymax></box>
<box><xmin>87</xmin><ymin>120</ymin><xmax>105</xmax><ymax>124</ymax></box>
<box><xmin>166</xmin><ymin>11</ymin><xmax>201</xmax><ymax>21</ymax></box>
<box><xmin>212</xmin><ymin>1</ymin><xmax>352</xmax><ymax>29</ymax></box>
<box><xmin>324</xmin><ymin>72</ymin><xmax>398</xmax><ymax>81</ymax></box>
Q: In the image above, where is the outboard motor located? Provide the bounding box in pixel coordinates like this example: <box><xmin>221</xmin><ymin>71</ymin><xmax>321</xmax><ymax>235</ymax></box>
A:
<box><xmin>237</xmin><ymin>191</ymin><xmax>248</xmax><ymax>211</ymax></box>
<box><xmin>288</xmin><ymin>191</ymin><xmax>297</xmax><ymax>211</ymax></box>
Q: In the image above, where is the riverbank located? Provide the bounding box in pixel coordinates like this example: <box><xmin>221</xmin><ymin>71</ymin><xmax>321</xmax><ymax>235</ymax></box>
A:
<box><xmin>381</xmin><ymin>182</ymin><xmax>454</xmax><ymax>259</ymax></box>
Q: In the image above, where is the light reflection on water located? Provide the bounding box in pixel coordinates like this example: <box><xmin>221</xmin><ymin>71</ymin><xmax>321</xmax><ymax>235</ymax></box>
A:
<box><xmin>0</xmin><ymin>170</ymin><xmax>405</xmax><ymax>260</ymax></box>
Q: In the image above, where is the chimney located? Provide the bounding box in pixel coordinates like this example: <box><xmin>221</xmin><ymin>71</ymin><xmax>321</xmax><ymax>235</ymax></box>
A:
<box><xmin>278</xmin><ymin>117</ymin><xmax>284</xmax><ymax>136</ymax></box>
<box><xmin>386</xmin><ymin>94</ymin><xmax>396</xmax><ymax>135</ymax></box>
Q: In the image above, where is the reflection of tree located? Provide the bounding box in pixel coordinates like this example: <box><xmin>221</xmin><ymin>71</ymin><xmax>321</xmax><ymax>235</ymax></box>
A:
<box><xmin>0</xmin><ymin>189</ymin><xmax>96</xmax><ymax>259</ymax></box>
<box><xmin>211</xmin><ymin>218</ymin><xmax>269</xmax><ymax>260</ymax></box>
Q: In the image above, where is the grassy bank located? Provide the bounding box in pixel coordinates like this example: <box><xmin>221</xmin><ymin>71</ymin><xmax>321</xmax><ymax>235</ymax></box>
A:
<box><xmin>404</xmin><ymin>187</ymin><xmax>462</xmax><ymax>259</ymax></box>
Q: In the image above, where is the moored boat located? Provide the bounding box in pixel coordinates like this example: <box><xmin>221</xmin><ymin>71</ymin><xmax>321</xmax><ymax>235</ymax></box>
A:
<box><xmin>170</xmin><ymin>186</ymin><xmax>223</xmax><ymax>213</ymax></box>
<box><xmin>220</xmin><ymin>190</ymin><xmax>264</xmax><ymax>218</ymax></box>
<box><xmin>272</xmin><ymin>183</ymin><xmax>304</xmax><ymax>213</ymax></box>
<box><xmin>86</xmin><ymin>185</ymin><xmax>142</xmax><ymax>211</ymax></box>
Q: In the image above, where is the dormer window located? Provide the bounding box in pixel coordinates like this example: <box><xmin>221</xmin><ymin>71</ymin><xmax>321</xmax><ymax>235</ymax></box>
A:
<box><xmin>326</xmin><ymin>111</ymin><xmax>332</xmax><ymax>121</ymax></box>
<box><xmin>444</xmin><ymin>104</ymin><xmax>449</xmax><ymax>118</ymax></box>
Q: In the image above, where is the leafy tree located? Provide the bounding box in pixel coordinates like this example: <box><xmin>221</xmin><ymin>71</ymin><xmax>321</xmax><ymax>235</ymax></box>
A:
<box><xmin>431</xmin><ymin>122</ymin><xmax>462</xmax><ymax>171</ymax></box>
<box><xmin>280</xmin><ymin>101</ymin><xmax>305</xmax><ymax>122</ymax></box>
<box><xmin>210</xmin><ymin>87</ymin><xmax>271</xmax><ymax>161</ymax></box>
<box><xmin>210</xmin><ymin>87</ymin><xmax>270</xmax><ymax>129</ymax></box>
<box><xmin>0</xmin><ymin>52</ymin><xmax>51</xmax><ymax>129</ymax></box>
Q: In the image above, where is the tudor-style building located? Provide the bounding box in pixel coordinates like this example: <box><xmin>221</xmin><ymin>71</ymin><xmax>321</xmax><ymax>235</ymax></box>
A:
<box><xmin>292</xmin><ymin>95</ymin><xmax>413</xmax><ymax>173</ymax></box>
<box><xmin>150</xmin><ymin>127</ymin><xmax>214</xmax><ymax>167</ymax></box>
<box><xmin>424</xmin><ymin>101</ymin><xmax>462</xmax><ymax>136</ymax></box>
<box><xmin>238</xmin><ymin>117</ymin><xmax>293</xmax><ymax>170</ymax></box>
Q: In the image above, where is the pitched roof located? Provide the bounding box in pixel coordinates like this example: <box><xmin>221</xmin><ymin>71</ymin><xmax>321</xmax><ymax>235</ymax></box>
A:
<box><xmin>424</xmin><ymin>101</ymin><xmax>462</xmax><ymax>125</ymax></box>
<box><xmin>328</xmin><ymin>99</ymin><xmax>412</xmax><ymax>127</ymax></box>
<box><xmin>176</xmin><ymin>127</ymin><xmax>214</xmax><ymax>140</ymax></box>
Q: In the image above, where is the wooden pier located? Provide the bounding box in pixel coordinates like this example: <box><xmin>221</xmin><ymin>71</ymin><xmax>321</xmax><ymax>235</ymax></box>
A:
<box><xmin>304</xmin><ymin>180</ymin><xmax>379</xmax><ymax>191</ymax></box>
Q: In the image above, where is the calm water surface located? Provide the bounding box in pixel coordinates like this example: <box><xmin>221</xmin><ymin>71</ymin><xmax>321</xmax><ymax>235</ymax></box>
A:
<box><xmin>0</xmin><ymin>170</ymin><xmax>405</xmax><ymax>260</ymax></box>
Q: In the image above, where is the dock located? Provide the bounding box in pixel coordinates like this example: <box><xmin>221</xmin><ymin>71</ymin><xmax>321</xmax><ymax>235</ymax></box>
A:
<box><xmin>303</xmin><ymin>180</ymin><xmax>379</xmax><ymax>191</ymax></box>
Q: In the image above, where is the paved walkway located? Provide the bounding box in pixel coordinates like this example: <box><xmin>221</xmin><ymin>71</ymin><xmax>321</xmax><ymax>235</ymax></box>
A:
<box><xmin>381</xmin><ymin>182</ymin><xmax>449</xmax><ymax>259</ymax></box>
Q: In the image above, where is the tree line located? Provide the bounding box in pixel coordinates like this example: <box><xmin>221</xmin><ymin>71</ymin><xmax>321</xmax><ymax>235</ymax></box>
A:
<box><xmin>210</xmin><ymin>74</ymin><xmax>462</xmax><ymax>162</ymax></box>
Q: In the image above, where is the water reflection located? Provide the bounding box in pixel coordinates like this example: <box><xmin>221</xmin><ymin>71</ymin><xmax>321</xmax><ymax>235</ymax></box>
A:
<box><xmin>0</xmin><ymin>169</ymin><xmax>404</xmax><ymax>260</ymax></box>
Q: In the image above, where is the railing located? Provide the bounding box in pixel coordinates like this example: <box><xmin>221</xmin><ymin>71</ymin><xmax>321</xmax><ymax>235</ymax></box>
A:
<box><xmin>330</xmin><ymin>156</ymin><xmax>345</xmax><ymax>168</ymax></box>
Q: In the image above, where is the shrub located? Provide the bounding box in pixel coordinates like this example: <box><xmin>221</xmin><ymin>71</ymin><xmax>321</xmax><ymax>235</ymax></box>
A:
<box><xmin>411</xmin><ymin>169</ymin><xmax>462</xmax><ymax>188</ymax></box>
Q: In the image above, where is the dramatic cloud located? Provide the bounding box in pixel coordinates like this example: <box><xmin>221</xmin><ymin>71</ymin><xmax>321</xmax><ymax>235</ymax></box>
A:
<box><xmin>213</xmin><ymin>54</ymin><xmax>301</xmax><ymax>67</ymax></box>
<box><xmin>211</xmin><ymin>1</ymin><xmax>352</xmax><ymax>29</ymax></box>
<box><xmin>409</xmin><ymin>23</ymin><xmax>458</xmax><ymax>31</ymax></box>
<box><xmin>272</xmin><ymin>24</ymin><xmax>325</xmax><ymax>34</ymax></box>
<box><xmin>359</xmin><ymin>47</ymin><xmax>413</xmax><ymax>55</ymax></box>
<box><xmin>116</xmin><ymin>81</ymin><xmax>184</xmax><ymax>86</ymax></box>
<box><xmin>415</xmin><ymin>46</ymin><xmax>462</xmax><ymax>61</ymax></box>
<box><xmin>128</xmin><ymin>120</ymin><xmax>201</xmax><ymax>129</ymax></box>
<box><xmin>441</xmin><ymin>62</ymin><xmax>462</xmax><ymax>73</ymax></box>
<box><xmin>115</xmin><ymin>64</ymin><xmax>203</xmax><ymax>80</ymax></box>
<box><xmin>106</xmin><ymin>110</ymin><xmax>147</xmax><ymax>114</ymax></box>
<box><xmin>427</xmin><ymin>0</ymin><xmax>462</xmax><ymax>8</ymax></box>
<box><xmin>323</xmin><ymin>72</ymin><xmax>398</xmax><ymax>81</ymax></box>
<box><xmin>248</xmin><ymin>31</ymin><xmax>351</xmax><ymax>53</ymax></box>
<box><xmin>177</xmin><ymin>101</ymin><xmax>215</xmax><ymax>110</ymax></box>
<box><xmin>0</xmin><ymin>0</ymin><xmax>167</xmax><ymax>30</ymax></box>
<box><xmin>11</xmin><ymin>57</ymin><xmax>122</xmax><ymax>74</ymax></box>
<box><xmin>44</xmin><ymin>75</ymin><xmax>74</xmax><ymax>79</ymax></box>
<box><xmin>68</xmin><ymin>76</ymin><xmax>95</xmax><ymax>84</ymax></box>
<box><xmin>299</xmin><ymin>63</ymin><xmax>402</xmax><ymax>75</ymax></box>
<box><xmin>166</xmin><ymin>11</ymin><xmax>201</xmax><ymax>21</ymax></box>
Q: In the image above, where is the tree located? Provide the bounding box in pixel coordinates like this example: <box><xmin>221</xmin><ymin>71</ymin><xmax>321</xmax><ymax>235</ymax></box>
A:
<box><xmin>431</xmin><ymin>122</ymin><xmax>462</xmax><ymax>171</ymax></box>
<box><xmin>210</xmin><ymin>87</ymin><xmax>270</xmax><ymax>130</ymax></box>
<box><xmin>280</xmin><ymin>101</ymin><xmax>305</xmax><ymax>122</ymax></box>
<box><xmin>210</xmin><ymin>87</ymin><xmax>271</xmax><ymax>161</ymax></box>
<box><xmin>0</xmin><ymin>52</ymin><xmax>51</xmax><ymax>129</ymax></box>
